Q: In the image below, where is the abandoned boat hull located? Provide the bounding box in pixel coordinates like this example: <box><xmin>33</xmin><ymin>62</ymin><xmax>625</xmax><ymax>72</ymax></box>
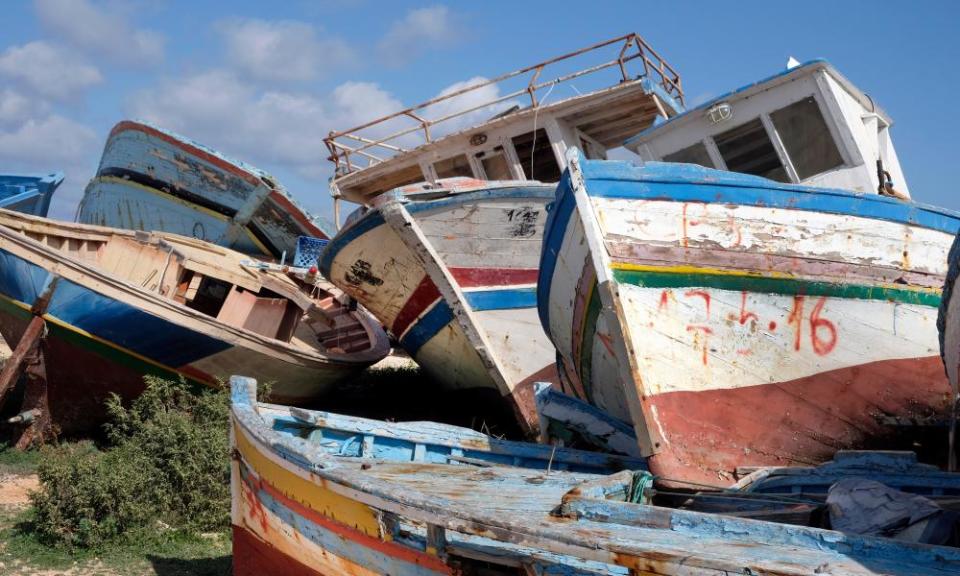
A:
<box><xmin>0</xmin><ymin>210</ymin><xmax>387</xmax><ymax>433</ymax></box>
<box><xmin>538</xmin><ymin>153</ymin><xmax>960</xmax><ymax>486</ymax></box>
<box><xmin>78</xmin><ymin>120</ymin><xmax>329</xmax><ymax>259</ymax></box>
<box><xmin>231</xmin><ymin>376</ymin><xmax>960</xmax><ymax>576</ymax></box>
<box><xmin>320</xmin><ymin>183</ymin><xmax>560</xmax><ymax>434</ymax></box>
<box><xmin>0</xmin><ymin>172</ymin><xmax>63</xmax><ymax>217</ymax></box>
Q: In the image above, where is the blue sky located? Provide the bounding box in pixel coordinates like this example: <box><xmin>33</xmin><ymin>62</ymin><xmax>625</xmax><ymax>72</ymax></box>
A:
<box><xmin>1</xmin><ymin>0</ymin><xmax>958</xmax><ymax>223</ymax></box>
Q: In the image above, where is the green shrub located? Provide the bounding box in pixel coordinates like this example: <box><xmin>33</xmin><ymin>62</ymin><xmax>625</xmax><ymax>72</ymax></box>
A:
<box><xmin>29</xmin><ymin>376</ymin><xmax>230</xmax><ymax>549</ymax></box>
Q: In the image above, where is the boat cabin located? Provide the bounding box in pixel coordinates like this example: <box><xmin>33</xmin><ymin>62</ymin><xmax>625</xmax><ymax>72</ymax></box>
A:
<box><xmin>324</xmin><ymin>33</ymin><xmax>686</xmax><ymax>219</ymax></box>
<box><xmin>624</xmin><ymin>60</ymin><xmax>909</xmax><ymax>197</ymax></box>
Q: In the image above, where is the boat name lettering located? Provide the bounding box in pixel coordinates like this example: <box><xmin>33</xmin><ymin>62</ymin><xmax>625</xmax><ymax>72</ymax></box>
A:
<box><xmin>504</xmin><ymin>206</ymin><xmax>540</xmax><ymax>238</ymax></box>
<box><xmin>344</xmin><ymin>259</ymin><xmax>384</xmax><ymax>287</ymax></box>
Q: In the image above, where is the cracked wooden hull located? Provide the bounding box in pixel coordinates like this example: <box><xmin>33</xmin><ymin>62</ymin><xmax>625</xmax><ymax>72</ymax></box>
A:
<box><xmin>78</xmin><ymin>120</ymin><xmax>329</xmax><ymax>260</ymax></box>
<box><xmin>231</xmin><ymin>376</ymin><xmax>960</xmax><ymax>575</ymax></box>
<box><xmin>320</xmin><ymin>183</ymin><xmax>561</xmax><ymax>434</ymax></box>
<box><xmin>0</xmin><ymin>210</ymin><xmax>387</xmax><ymax>432</ymax></box>
<box><xmin>538</xmin><ymin>156</ymin><xmax>960</xmax><ymax>486</ymax></box>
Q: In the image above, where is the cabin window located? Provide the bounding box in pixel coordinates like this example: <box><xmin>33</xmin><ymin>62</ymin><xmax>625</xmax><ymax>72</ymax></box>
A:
<box><xmin>512</xmin><ymin>129</ymin><xmax>562</xmax><ymax>182</ymax></box>
<box><xmin>433</xmin><ymin>154</ymin><xmax>474</xmax><ymax>179</ymax></box>
<box><xmin>713</xmin><ymin>118</ymin><xmax>789</xmax><ymax>182</ymax></box>
<box><xmin>663</xmin><ymin>142</ymin><xmax>714</xmax><ymax>168</ymax></box>
<box><xmin>477</xmin><ymin>147</ymin><xmax>513</xmax><ymax>180</ymax></box>
<box><xmin>770</xmin><ymin>96</ymin><xmax>844</xmax><ymax>179</ymax></box>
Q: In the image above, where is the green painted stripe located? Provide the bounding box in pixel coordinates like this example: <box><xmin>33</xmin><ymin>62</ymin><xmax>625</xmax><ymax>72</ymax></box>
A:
<box><xmin>0</xmin><ymin>294</ymin><xmax>208</xmax><ymax>391</ymax></box>
<box><xmin>612</xmin><ymin>268</ymin><xmax>941</xmax><ymax>307</ymax></box>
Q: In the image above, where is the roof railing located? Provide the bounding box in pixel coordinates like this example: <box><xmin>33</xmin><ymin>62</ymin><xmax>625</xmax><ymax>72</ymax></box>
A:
<box><xmin>324</xmin><ymin>33</ymin><xmax>683</xmax><ymax>177</ymax></box>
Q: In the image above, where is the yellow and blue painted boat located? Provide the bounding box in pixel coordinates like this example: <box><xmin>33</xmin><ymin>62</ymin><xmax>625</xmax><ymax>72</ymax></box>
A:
<box><xmin>231</xmin><ymin>375</ymin><xmax>960</xmax><ymax>575</ymax></box>
<box><xmin>0</xmin><ymin>209</ymin><xmax>388</xmax><ymax>433</ymax></box>
<box><xmin>538</xmin><ymin>151</ymin><xmax>960</xmax><ymax>487</ymax></box>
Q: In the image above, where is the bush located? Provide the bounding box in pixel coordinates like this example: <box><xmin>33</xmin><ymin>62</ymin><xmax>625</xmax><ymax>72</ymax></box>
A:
<box><xmin>29</xmin><ymin>376</ymin><xmax>230</xmax><ymax>549</ymax></box>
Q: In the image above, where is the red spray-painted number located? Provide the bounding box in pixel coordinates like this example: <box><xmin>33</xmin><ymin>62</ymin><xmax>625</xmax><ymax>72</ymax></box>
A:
<box><xmin>810</xmin><ymin>296</ymin><xmax>837</xmax><ymax>355</ymax></box>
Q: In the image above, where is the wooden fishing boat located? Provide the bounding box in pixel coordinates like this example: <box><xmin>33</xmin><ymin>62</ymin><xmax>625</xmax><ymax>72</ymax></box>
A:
<box><xmin>320</xmin><ymin>179</ymin><xmax>559</xmax><ymax>434</ymax></box>
<box><xmin>0</xmin><ymin>209</ymin><xmax>388</xmax><ymax>434</ymax></box>
<box><xmin>321</xmin><ymin>33</ymin><xmax>685</xmax><ymax>434</ymax></box>
<box><xmin>77</xmin><ymin>120</ymin><xmax>330</xmax><ymax>260</ymax></box>
<box><xmin>538</xmin><ymin>151</ymin><xmax>960</xmax><ymax>487</ymax></box>
<box><xmin>231</xmin><ymin>375</ymin><xmax>960</xmax><ymax>575</ymax></box>
<box><xmin>0</xmin><ymin>172</ymin><xmax>63</xmax><ymax>216</ymax></box>
<box><xmin>938</xmin><ymin>230</ymin><xmax>960</xmax><ymax>469</ymax></box>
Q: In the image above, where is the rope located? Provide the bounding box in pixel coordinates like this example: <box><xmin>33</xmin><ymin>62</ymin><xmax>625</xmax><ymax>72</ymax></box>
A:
<box><xmin>625</xmin><ymin>472</ymin><xmax>821</xmax><ymax>507</ymax></box>
<box><xmin>629</xmin><ymin>471</ymin><xmax>655</xmax><ymax>503</ymax></box>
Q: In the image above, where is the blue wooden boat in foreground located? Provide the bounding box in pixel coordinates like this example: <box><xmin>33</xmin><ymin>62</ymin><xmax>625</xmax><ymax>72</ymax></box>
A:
<box><xmin>0</xmin><ymin>172</ymin><xmax>63</xmax><ymax>216</ymax></box>
<box><xmin>231</xmin><ymin>375</ymin><xmax>960</xmax><ymax>575</ymax></box>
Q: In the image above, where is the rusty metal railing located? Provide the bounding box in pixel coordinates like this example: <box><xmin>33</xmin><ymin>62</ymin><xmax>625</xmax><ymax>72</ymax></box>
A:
<box><xmin>324</xmin><ymin>33</ymin><xmax>683</xmax><ymax>176</ymax></box>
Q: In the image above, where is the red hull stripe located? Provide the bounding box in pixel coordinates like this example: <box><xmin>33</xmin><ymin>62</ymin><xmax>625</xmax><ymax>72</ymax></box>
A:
<box><xmin>110</xmin><ymin>121</ymin><xmax>328</xmax><ymax>240</ymax></box>
<box><xmin>645</xmin><ymin>355</ymin><xmax>950</xmax><ymax>487</ymax></box>
<box><xmin>233</xmin><ymin>525</ymin><xmax>326</xmax><ymax>576</ymax></box>
<box><xmin>266</xmin><ymin>190</ymin><xmax>328</xmax><ymax>239</ymax></box>
<box><xmin>393</xmin><ymin>276</ymin><xmax>442</xmax><ymax>337</ymax></box>
<box><xmin>448</xmin><ymin>267</ymin><xmax>538</xmax><ymax>288</ymax></box>
<box><xmin>247</xmin><ymin>469</ymin><xmax>452</xmax><ymax>573</ymax></box>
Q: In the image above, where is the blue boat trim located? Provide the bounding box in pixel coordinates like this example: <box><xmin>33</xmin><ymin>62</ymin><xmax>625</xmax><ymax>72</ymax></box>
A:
<box><xmin>0</xmin><ymin>172</ymin><xmax>64</xmax><ymax>217</ymax></box>
<box><xmin>0</xmin><ymin>247</ymin><xmax>232</xmax><ymax>368</ymax></box>
<box><xmin>318</xmin><ymin>210</ymin><xmax>386</xmax><ymax>277</ymax></box>
<box><xmin>537</xmin><ymin>170</ymin><xmax>577</xmax><ymax>339</ymax></box>
<box><xmin>537</xmin><ymin>157</ymin><xmax>960</xmax><ymax>340</ymax></box>
<box><xmin>463</xmin><ymin>287</ymin><xmax>537</xmax><ymax>311</ymax></box>
<box><xmin>398</xmin><ymin>299</ymin><xmax>454</xmax><ymax>356</ymax></box>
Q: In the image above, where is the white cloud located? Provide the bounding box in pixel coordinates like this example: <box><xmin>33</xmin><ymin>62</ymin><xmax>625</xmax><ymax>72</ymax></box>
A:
<box><xmin>0</xmin><ymin>41</ymin><xmax>102</xmax><ymax>101</ymax></box>
<box><xmin>34</xmin><ymin>0</ymin><xmax>164</xmax><ymax>66</ymax></box>
<box><xmin>127</xmin><ymin>70</ymin><xmax>404</xmax><ymax>182</ymax></box>
<box><xmin>125</xmin><ymin>68</ymin><xmax>518</xmax><ymax>210</ymax></box>
<box><xmin>0</xmin><ymin>89</ymin><xmax>51</xmax><ymax>129</ymax></box>
<box><xmin>218</xmin><ymin>18</ymin><xmax>354</xmax><ymax>83</ymax></box>
<box><xmin>378</xmin><ymin>5</ymin><xmax>459</xmax><ymax>66</ymax></box>
<box><xmin>0</xmin><ymin>113</ymin><xmax>100</xmax><ymax>219</ymax></box>
<box><xmin>423</xmin><ymin>76</ymin><xmax>515</xmax><ymax>139</ymax></box>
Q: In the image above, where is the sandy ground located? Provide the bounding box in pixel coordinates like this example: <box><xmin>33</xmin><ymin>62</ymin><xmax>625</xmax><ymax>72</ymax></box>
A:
<box><xmin>0</xmin><ymin>474</ymin><xmax>38</xmax><ymax>508</ymax></box>
<box><xmin>369</xmin><ymin>349</ymin><xmax>418</xmax><ymax>371</ymax></box>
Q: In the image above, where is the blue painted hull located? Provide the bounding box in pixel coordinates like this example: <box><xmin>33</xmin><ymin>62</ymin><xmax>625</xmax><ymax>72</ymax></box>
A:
<box><xmin>77</xmin><ymin>121</ymin><xmax>330</xmax><ymax>259</ymax></box>
<box><xmin>0</xmin><ymin>172</ymin><xmax>63</xmax><ymax>217</ymax></box>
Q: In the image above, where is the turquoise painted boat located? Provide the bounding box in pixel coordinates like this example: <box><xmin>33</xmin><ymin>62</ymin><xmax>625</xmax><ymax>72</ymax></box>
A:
<box><xmin>77</xmin><ymin>120</ymin><xmax>330</xmax><ymax>260</ymax></box>
<box><xmin>231</xmin><ymin>375</ymin><xmax>960</xmax><ymax>575</ymax></box>
<box><xmin>0</xmin><ymin>172</ymin><xmax>63</xmax><ymax>216</ymax></box>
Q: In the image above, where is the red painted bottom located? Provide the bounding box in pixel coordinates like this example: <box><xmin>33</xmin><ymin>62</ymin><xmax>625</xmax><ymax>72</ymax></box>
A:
<box><xmin>0</xmin><ymin>310</ymin><xmax>155</xmax><ymax>435</ymax></box>
<box><xmin>646</xmin><ymin>356</ymin><xmax>951</xmax><ymax>487</ymax></box>
<box><xmin>233</xmin><ymin>524</ymin><xmax>325</xmax><ymax>576</ymax></box>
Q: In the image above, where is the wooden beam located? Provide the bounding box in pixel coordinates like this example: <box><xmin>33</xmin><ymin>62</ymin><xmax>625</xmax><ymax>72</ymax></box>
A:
<box><xmin>0</xmin><ymin>315</ymin><xmax>45</xmax><ymax>411</ymax></box>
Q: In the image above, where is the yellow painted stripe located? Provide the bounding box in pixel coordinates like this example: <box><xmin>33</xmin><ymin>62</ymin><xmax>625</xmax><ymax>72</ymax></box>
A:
<box><xmin>98</xmin><ymin>175</ymin><xmax>272</xmax><ymax>257</ymax></box>
<box><xmin>234</xmin><ymin>421</ymin><xmax>381</xmax><ymax>538</ymax></box>
<box><xmin>609</xmin><ymin>261</ymin><xmax>940</xmax><ymax>296</ymax></box>
<box><xmin>0</xmin><ymin>291</ymin><xmax>211</xmax><ymax>384</ymax></box>
<box><xmin>98</xmin><ymin>176</ymin><xmax>229</xmax><ymax>222</ymax></box>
